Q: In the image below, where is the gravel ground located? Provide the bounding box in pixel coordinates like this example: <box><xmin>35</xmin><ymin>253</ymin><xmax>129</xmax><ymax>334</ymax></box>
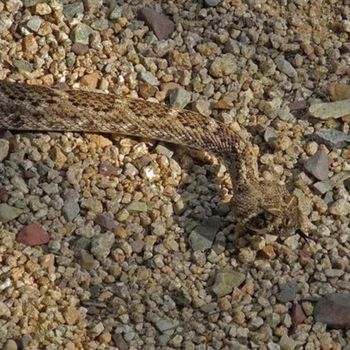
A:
<box><xmin>0</xmin><ymin>0</ymin><xmax>350</xmax><ymax>349</ymax></box>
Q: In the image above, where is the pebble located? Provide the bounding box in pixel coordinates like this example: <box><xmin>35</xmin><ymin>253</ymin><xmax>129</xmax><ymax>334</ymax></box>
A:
<box><xmin>3</xmin><ymin>340</ymin><xmax>17</xmax><ymax>350</ymax></box>
<box><xmin>71</xmin><ymin>23</ymin><xmax>94</xmax><ymax>44</ymax></box>
<box><xmin>304</xmin><ymin>150</ymin><xmax>329</xmax><ymax>181</ymax></box>
<box><xmin>209</xmin><ymin>54</ymin><xmax>236</xmax><ymax>77</ymax></box>
<box><xmin>0</xmin><ymin>203</ymin><xmax>23</xmax><ymax>223</ymax></box>
<box><xmin>95</xmin><ymin>212</ymin><xmax>117</xmax><ymax>231</ymax></box>
<box><xmin>211</xmin><ymin>268</ymin><xmax>246</xmax><ymax>298</ymax></box>
<box><xmin>26</xmin><ymin>15</ymin><xmax>43</xmax><ymax>32</ymax></box>
<box><xmin>138</xmin><ymin>7</ymin><xmax>175</xmax><ymax>40</ymax></box>
<box><xmin>126</xmin><ymin>201</ymin><xmax>147</xmax><ymax>212</ymax></box>
<box><xmin>277</xmin><ymin>282</ymin><xmax>299</xmax><ymax>303</ymax></box>
<box><xmin>90</xmin><ymin>233</ymin><xmax>115</xmax><ymax>261</ymax></box>
<box><xmin>168</xmin><ymin>88</ymin><xmax>191</xmax><ymax>109</ymax></box>
<box><xmin>291</xmin><ymin>302</ymin><xmax>307</xmax><ymax>327</ymax></box>
<box><xmin>0</xmin><ymin>139</ymin><xmax>10</xmax><ymax>161</ymax></box>
<box><xmin>310</xmin><ymin>129</ymin><xmax>350</xmax><ymax>149</ymax></box>
<box><xmin>63</xmin><ymin>2</ymin><xmax>84</xmax><ymax>18</ymax></box>
<box><xmin>16</xmin><ymin>222</ymin><xmax>50</xmax><ymax>246</ymax></box>
<box><xmin>329</xmin><ymin>199</ymin><xmax>350</xmax><ymax>216</ymax></box>
<box><xmin>309</xmin><ymin>99</ymin><xmax>350</xmax><ymax>120</ymax></box>
<box><xmin>155</xmin><ymin>318</ymin><xmax>179</xmax><ymax>333</ymax></box>
<box><xmin>275</xmin><ymin>55</ymin><xmax>298</xmax><ymax>78</ymax></box>
<box><xmin>314</xmin><ymin>293</ymin><xmax>350</xmax><ymax>328</ymax></box>
<box><xmin>188</xmin><ymin>217</ymin><xmax>222</xmax><ymax>251</ymax></box>
<box><xmin>204</xmin><ymin>0</ymin><xmax>222</xmax><ymax>6</ymax></box>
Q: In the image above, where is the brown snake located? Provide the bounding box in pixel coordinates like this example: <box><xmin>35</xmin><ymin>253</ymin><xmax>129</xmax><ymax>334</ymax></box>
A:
<box><xmin>0</xmin><ymin>80</ymin><xmax>305</xmax><ymax>234</ymax></box>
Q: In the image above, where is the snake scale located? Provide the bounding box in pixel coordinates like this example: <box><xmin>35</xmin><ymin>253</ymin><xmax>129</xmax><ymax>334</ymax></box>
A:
<box><xmin>0</xmin><ymin>80</ymin><xmax>304</xmax><ymax>234</ymax></box>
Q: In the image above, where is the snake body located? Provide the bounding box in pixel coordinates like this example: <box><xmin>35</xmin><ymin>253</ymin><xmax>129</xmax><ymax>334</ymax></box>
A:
<box><xmin>0</xmin><ymin>80</ymin><xmax>303</xmax><ymax>233</ymax></box>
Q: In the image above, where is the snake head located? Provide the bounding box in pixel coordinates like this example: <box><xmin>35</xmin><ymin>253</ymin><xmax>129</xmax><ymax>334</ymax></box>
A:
<box><xmin>232</xmin><ymin>181</ymin><xmax>306</xmax><ymax>235</ymax></box>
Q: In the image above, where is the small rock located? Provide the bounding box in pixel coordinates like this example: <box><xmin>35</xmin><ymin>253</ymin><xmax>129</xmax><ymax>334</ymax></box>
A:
<box><xmin>99</xmin><ymin>161</ymin><xmax>118</xmax><ymax>176</ymax></box>
<box><xmin>0</xmin><ymin>203</ymin><xmax>23</xmax><ymax>223</ymax></box>
<box><xmin>16</xmin><ymin>222</ymin><xmax>50</xmax><ymax>246</ymax></box>
<box><xmin>309</xmin><ymin>99</ymin><xmax>350</xmax><ymax>120</ymax></box>
<box><xmin>80</xmin><ymin>249</ymin><xmax>97</xmax><ymax>270</ymax></box>
<box><xmin>13</xmin><ymin>59</ymin><xmax>33</xmax><ymax>73</ymax></box>
<box><xmin>80</xmin><ymin>72</ymin><xmax>101</xmax><ymax>90</ymax></box>
<box><xmin>314</xmin><ymin>293</ymin><xmax>350</xmax><ymax>328</ymax></box>
<box><xmin>62</xmin><ymin>198</ymin><xmax>80</xmax><ymax>222</ymax></box>
<box><xmin>313</xmin><ymin>171</ymin><xmax>350</xmax><ymax>194</ymax></box>
<box><xmin>289</xmin><ymin>100</ymin><xmax>308</xmax><ymax>112</ymax></box>
<box><xmin>3</xmin><ymin>340</ymin><xmax>17</xmax><ymax>350</ymax></box>
<box><xmin>26</xmin><ymin>16</ymin><xmax>43</xmax><ymax>32</ymax></box>
<box><xmin>189</xmin><ymin>217</ymin><xmax>222</xmax><ymax>251</ymax></box>
<box><xmin>169</xmin><ymin>51</ymin><xmax>192</xmax><ymax>70</ymax></box>
<box><xmin>89</xmin><ymin>134</ymin><xmax>112</xmax><ymax>148</ymax></box>
<box><xmin>264</xmin><ymin>127</ymin><xmax>278</xmax><ymax>146</ymax></box>
<box><xmin>95</xmin><ymin>212</ymin><xmax>117</xmax><ymax>231</ymax></box>
<box><xmin>279</xmin><ymin>335</ymin><xmax>296</xmax><ymax>350</ymax></box>
<box><xmin>138</xmin><ymin>7</ymin><xmax>175</xmax><ymax>40</ymax></box>
<box><xmin>275</xmin><ymin>55</ymin><xmax>297</xmax><ymax>78</ymax></box>
<box><xmin>168</xmin><ymin>88</ymin><xmax>191</xmax><ymax>109</ymax></box>
<box><xmin>63</xmin><ymin>2</ymin><xmax>84</xmax><ymax>18</ymax></box>
<box><xmin>329</xmin><ymin>199</ymin><xmax>350</xmax><ymax>216</ymax></box>
<box><xmin>35</xmin><ymin>2</ymin><xmax>51</xmax><ymax>15</ymax></box>
<box><xmin>112</xmin><ymin>334</ymin><xmax>128</xmax><ymax>350</ymax></box>
<box><xmin>209</xmin><ymin>54</ymin><xmax>235</xmax><ymax>77</ymax></box>
<box><xmin>139</xmin><ymin>70</ymin><xmax>159</xmax><ymax>86</ymax></box>
<box><xmin>91</xmin><ymin>233</ymin><xmax>115</xmax><ymax>261</ymax></box>
<box><xmin>310</xmin><ymin>129</ymin><xmax>350</xmax><ymax>149</ymax></box>
<box><xmin>71</xmin><ymin>43</ymin><xmax>89</xmax><ymax>55</ymax></box>
<box><xmin>83</xmin><ymin>0</ymin><xmax>102</xmax><ymax>12</ymax></box>
<box><xmin>291</xmin><ymin>302</ymin><xmax>307</xmax><ymax>327</ymax></box>
<box><xmin>155</xmin><ymin>318</ymin><xmax>179</xmax><ymax>333</ymax></box>
<box><xmin>0</xmin><ymin>139</ymin><xmax>10</xmax><ymax>161</ymax></box>
<box><xmin>71</xmin><ymin>23</ymin><xmax>94</xmax><ymax>44</ymax></box>
<box><xmin>126</xmin><ymin>201</ymin><xmax>147</xmax><ymax>212</ymax></box>
<box><xmin>277</xmin><ymin>282</ymin><xmax>299</xmax><ymax>303</ymax></box>
<box><xmin>329</xmin><ymin>82</ymin><xmax>350</xmax><ymax>101</ymax></box>
<box><xmin>204</xmin><ymin>0</ymin><xmax>222</xmax><ymax>6</ymax></box>
<box><xmin>212</xmin><ymin>268</ymin><xmax>246</xmax><ymax>298</ymax></box>
<box><xmin>304</xmin><ymin>150</ymin><xmax>329</xmax><ymax>181</ymax></box>
<box><xmin>109</xmin><ymin>3</ymin><xmax>122</xmax><ymax>20</ymax></box>
<box><xmin>155</xmin><ymin>144</ymin><xmax>174</xmax><ymax>158</ymax></box>
<box><xmin>64</xmin><ymin>305</ymin><xmax>81</xmax><ymax>325</ymax></box>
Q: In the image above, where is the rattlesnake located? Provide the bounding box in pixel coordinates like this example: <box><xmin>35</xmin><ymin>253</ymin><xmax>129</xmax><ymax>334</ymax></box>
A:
<box><xmin>0</xmin><ymin>80</ymin><xmax>305</xmax><ymax>235</ymax></box>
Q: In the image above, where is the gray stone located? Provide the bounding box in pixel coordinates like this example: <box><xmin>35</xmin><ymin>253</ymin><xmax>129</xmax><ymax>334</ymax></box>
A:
<box><xmin>304</xmin><ymin>150</ymin><xmax>329</xmax><ymax>180</ymax></box>
<box><xmin>209</xmin><ymin>54</ymin><xmax>235</xmax><ymax>77</ymax></box>
<box><xmin>63</xmin><ymin>2</ymin><xmax>84</xmax><ymax>19</ymax></box>
<box><xmin>0</xmin><ymin>204</ymin><xmax>23</xmax><ymax>223</ymax></box>
<box><xmin>204</xmin><ymin>0</ymin><xmax>222</xmax><ymax>6</ymax></box>
<box><xmin>275</xmin><ymin>55</ymin><xmax>297</xmax><ymax>78</ymax></box>
<box><xmin>138</xmin><ymin>7</ymin><xmax>175</xmax><ymax>40</ymax></box>
<box><xmin>279</xmin><ymin>335</ymin><xmax>296</xmax><ymax>350</ymax></box>
<box><xmin>90</xmin><ymin>233</ymin><xmax>115</xmax><ymax>261</ymax></box>
<box><xmin>188</xmin><ymin>217</ymin><xmax>222</xmax><ymax>251</ymax></box>
<box><xmin>11</xmin><ymin>175</ymin><xmax>29</xmax><ymax>193</ymax></box>
<box><xmin>0</xmin><ymin>139</ymin><xmax>9</xmax><ymax>161</ymax></box>
<box><xmin>211</xmin><ymin>268</ymin><xmax>246</xmax><ymax>298</ymax></box>
<box><xmin>313</xmin><ymin>171</ymin><xmax>350</xmax><ymax>194</ymax></box>
<box><xmin>277</xmin><ymin>282</ymin><xmax>299</xmax><ymax>303</ymax></box>
<box><xmin>71</xmin><ymin>23</ymin><xmax>94</xmax><ymax>44</ymax></box>
<box><xmin>26</xmin><ymin>16</ymin><xmax>43</xmax><ymax>32</ymax></box>
<box><xmin>310</xmin><ymin>129</ymin><xmax>350</xmax><ymax>149</ymax></box>
<box><xmin>62</xmin><ymin>199</ymin><xmax>80</xmax><ymax>222</ymax></box>
<box><xmin>139</xmin><ymin>70</ymin><xmax>159</xmax><ymax>86</ymax></box>
<box><xmin>314</xmin><ymin>293</ymin><xmax>350</xmax><ymax>328</ymax></box>
<box><xmin>168</xmin><ymin>88</ymin><xmax>191</xmax><ymax>109</ymax></box>
<box><xmin>13</xmin><ymin>59</ymin><xmax>33</xmax><ymax>73</ymax></box>
<box><xmin>155</xmin><ymin>318</ymin><xmax>179</xmax><ymax>333</ymax></box>
<box><xmin>264</xmin><ymin>127</ymin><xmax>277</xmax><ymax>146</ymax></box>
<box><xmin>112</xmin><ymin>334</ymin><xmax>128</xmax><ymax>350</ymax></box>
<box><xmin>109</xmin><ymin>3</ymin><xmax>122</xmax><ymax>20</ymax></box>
<box><xmin>309</xmin><ymin>99</ymin><xmax>350</xmax><ymax>120</ymax></box>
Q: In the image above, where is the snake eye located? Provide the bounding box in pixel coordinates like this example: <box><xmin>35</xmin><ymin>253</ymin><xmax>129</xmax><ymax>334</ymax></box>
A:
<box><xmin>246</xmin><ymin>211</ymin><xmax>274</xmax><ymax>233</ymax></box>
